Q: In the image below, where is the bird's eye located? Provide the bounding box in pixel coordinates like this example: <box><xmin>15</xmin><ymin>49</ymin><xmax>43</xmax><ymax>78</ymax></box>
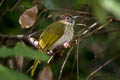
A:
<box><xmin>66</xmin><ymin>17</ymin><xmax>69</xmax><ymax>20</ymax></box>
<box><xmin>65</xmin><ymin>16</ymin><xmax>74</xmax><ymax>23</ymax></box>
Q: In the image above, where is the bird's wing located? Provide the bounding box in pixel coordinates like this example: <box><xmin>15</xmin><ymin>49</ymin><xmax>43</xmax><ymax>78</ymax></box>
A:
<box><xmin>38</xmin><ymin>21</ymin><xmax>65</xmax><ymax>51</ymax></box>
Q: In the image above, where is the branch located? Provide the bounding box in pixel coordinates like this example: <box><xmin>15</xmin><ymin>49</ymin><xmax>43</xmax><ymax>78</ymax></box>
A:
<box><xmin>58</xmin><ymin>46</ymin><xmax>74</xmax><ymax>80</ymax></box>
<box><xmin>47</xmin><ymin>8</ymin><xmax>91</xmax><ymax>15</ymax></box>
<box><xmin>86</xmin><ymin>56</ymin><xmax>120</xmax><ymax>80</ymax></box>
<box><xmin>0</xmin><ymin>34</ymin><xmax>38</xmax><ymax>49</ymax></box>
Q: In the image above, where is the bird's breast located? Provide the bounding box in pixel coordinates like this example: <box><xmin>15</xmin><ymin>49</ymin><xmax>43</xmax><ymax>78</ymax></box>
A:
<box><xmin>49</xmin><ymin>25</ymin><xmax>74</xmax><ymax>50</ymax></box>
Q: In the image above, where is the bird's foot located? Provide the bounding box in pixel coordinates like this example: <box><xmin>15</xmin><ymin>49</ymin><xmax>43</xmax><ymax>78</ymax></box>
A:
<box><xmin>63</xmin><ymin>42</ymin><xmax>71</xmax><ymax>48</ymax></box>
<box><xmin>47</xmin><ymin>50</ymin><xmax>53</xmax><ymax>54</ymax></box>
<box><xmin>75</xmin><ymin>40</ymin><xmax>78</xmax><ymax>44</ymax></box>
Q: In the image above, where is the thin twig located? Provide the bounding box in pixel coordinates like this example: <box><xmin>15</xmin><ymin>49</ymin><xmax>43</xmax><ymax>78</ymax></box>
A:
<box><xmin>47</xmin><ymin>54</ymin><xmax>55</xmax><ymax>64</ymax></box>
<box><xmin>0</xmin><ymin>34</ymin><xmax>24</xmax><ymax>40</ymax></box>
<box><xmin>75</xmin><ymin>22</ymin><xmax>109</xmax><ymax>45</ymax></box>
<box><xmin>36</xmin><ymin>2</ymin><xmax>91</xmax><ymax>15</ymax></box>
<box><xmin>95</xmin><ymin>28</ymin><xmax>120</xmax><ymax>34</ymax></box>
<box><xmin>76</xmin><ymin>43</ymin><xmax>80</xmax><ymax>80</ymax></box>
<box><xmin>25</xmin><ymin>66</ymin><xmax>33</xmax><ymax>74</ymax></box>
<box><xmin>86</xmin><ymin>56</ymin><xmax>120</xmax><ymax>80</ymax></box>
<box><xmin>75</xmin><ymin>22</ymin><xmax>98</xmax><ymax>39</ymax></box>
<box><xmin>28</xmin><ymin>30</ymin><xmax>42</xmax><ymax>37</ymax></box>
<box><xmin>27</xmin><ymin>9</ymin><xmax>48</xmax><ymax>34</ymax></box>
<box><xmin>70</xmin><ymin>54</ymin><xmax>77</xmax><ymax>75</ymax></box>
<box><xmin>77</xmin><ymin>19</ymin><xmax>112</xmax><ymax>40</ymax></box>
<box><xmin>11</xmin><ymin>0</ymin><xmax>22</xmax><ymax>11</ymax></box>
<box><xmin>0</xmin><ymin>0</ymin><xmax>5</xmax><ymax>6</ymax></box>
<box><xmin>0</xmin><ymin>4</ymin><xmax>9</xmax><ymax>22</ymax></box>
<box><xmin>58</xmin><ymin>46</ymin><xmax>74</xmax><ymax>80</ymax></box>
<box><xmin>81</xmin><ymin>22</ymin><xmax>98</xmax><ymax>36</ymax></box>
<box><xmin>83</xmin><ymin>19</ymin><xmax>112</xmax><ymax>38</ymax></box>
<box><xmin>48</xmin><ymin>9</ymin><xmax>91</xmax><ymax>15</ymax></box>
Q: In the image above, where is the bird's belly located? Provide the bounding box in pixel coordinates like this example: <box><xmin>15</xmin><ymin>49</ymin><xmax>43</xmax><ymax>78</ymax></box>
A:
<box><xmin>49</xmin><ymin>26</ymin><xmax>74</xmax><ymax>50</ymax></box>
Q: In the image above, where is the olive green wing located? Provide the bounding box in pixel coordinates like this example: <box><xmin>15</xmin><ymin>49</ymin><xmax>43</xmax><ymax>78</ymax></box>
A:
<box><xmin>38</xmin><ymin>21</ymin><xmax>65</xmax><ymax>52</ymax></box>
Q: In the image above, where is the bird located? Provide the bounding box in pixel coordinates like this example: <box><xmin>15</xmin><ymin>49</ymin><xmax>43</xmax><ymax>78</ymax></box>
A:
<box><xmin>31</xmin><ymin>15</ymin><xmax>78</xmax><ymax>77</ymax></box>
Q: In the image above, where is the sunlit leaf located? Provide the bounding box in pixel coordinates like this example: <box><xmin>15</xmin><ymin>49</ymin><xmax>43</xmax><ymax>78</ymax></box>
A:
<box><xmin>19</xmin><ymin>5</ymin><xmax>38</xmax><ymax>29</ymax></box>
<box><xmin>0</xmin><ymin>43</ymin><xmax>50</xmax><ymax>62</ymax></box>
<box><xmin>0</xmin><ymin>64</ymin><xmax>32</xmax><ymax>80</ymax></box>
<box><xmin>98</xmin><ymin>0</ymin><xmax>120</xmax><ymax>18</ymax></box>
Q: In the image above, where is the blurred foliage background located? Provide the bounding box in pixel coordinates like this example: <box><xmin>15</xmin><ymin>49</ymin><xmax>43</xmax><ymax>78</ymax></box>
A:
<box><xmin>0</xmin><ymin>0</ymin><xmax>120</xmax><ymax>80</ymax></box>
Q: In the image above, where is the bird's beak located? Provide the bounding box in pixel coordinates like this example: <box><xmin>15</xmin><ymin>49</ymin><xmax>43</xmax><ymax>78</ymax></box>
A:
<box><xmin>72</xmin><ymin>16</ymin><xmax>81</xmax><ymax>19</ymax></box>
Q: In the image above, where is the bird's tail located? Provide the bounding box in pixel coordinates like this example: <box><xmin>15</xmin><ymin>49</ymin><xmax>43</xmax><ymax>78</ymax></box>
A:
<box><xmin>31</xmin><ymin>59</ymin><xmax>39</xmax><ymax>77</ymax></box>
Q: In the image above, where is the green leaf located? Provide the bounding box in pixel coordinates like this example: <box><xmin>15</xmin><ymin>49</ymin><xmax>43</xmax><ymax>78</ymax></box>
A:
<box><xmin>0</xmin><ymin>64</ymin><xmax>32</xmax><ymax>80</ymax></box>
<box><xmin>98</xmin><ymin>0</ymin><xmax>120</xmax><ymax>18</ymax></box>
<box><xmin>41</xmin><ymin>0</ymin><xmax>59</xmax><ymax>9</ymax></box>
<box><xmin>77</xmin><ymin>0</ymin><xmax>88</xmax><ymax>4</ymax></box>
<box><xmin>0</xmin><ymin>43</ymin><xmax>50</xmax><ymax>62</ymax></box>
<box><xmin>18</xmin><ymin>0</ymin><xmax>32</xmax><ymax>8</ymax></box>
<box><xmin>92</xmin><ymin>0</ymin><xmax>108</xmax><ymax>23</ymax></box>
